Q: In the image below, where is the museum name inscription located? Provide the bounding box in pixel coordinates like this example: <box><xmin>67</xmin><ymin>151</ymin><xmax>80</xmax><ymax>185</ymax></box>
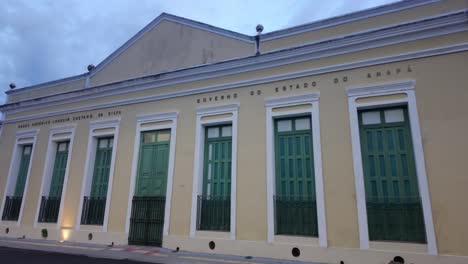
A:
<box><xmin>17</xmin><ymin>110</ymin><xmax>121</xmax><ymax>129</ymax></box>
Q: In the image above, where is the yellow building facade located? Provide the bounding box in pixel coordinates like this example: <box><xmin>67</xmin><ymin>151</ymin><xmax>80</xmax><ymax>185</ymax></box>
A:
<box><xmin>0</xmin><ymin>1</ymin><xmax>467</xmax><ymax>263</ymax></box>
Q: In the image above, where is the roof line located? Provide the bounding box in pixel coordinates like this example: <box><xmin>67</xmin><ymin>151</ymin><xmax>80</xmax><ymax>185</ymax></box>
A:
<box><xmin>6</xmin><ymin>73</ymin><xmax>87</xmax><ymax>95</ymax></box>
<box><xmin>5</xmin><ymin>12</ymin><xmax>254</xmax><ymax>95</ymax></box>
<box><xmin>2</xmin><ymin>10</ymin><xmax>466</xmax><ymax>112</ymax></box>
<box><xmin>160</xmin><ymin>13</ymin><xmax>254</xmax><ymax>42</ymax></box>
<box><xmin>4</xmin><ymin>0</ymin><xmax>441</xmax><ymax>94</ymax></box>
<box><xmin>261</xmin><ymin>0</ymin><xmax>440</xmax><ymax>40</ymax></box>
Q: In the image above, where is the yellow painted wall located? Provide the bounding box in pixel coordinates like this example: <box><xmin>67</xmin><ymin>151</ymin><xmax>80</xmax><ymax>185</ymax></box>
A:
<box><xmin>0</xmin><ymin>12</ymin><xmax>468</xmax><ymax>264</ymax></box>
<box><xmin>1</xmin><ymin>50</ymin><xmax>467</xmax><ymax>260</ymax></box>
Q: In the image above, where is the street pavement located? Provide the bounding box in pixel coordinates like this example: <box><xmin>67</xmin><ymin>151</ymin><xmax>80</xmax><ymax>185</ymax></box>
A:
<box><xmin>0</xmin><ymin>237</ymin><xmax>321</xmax><ymax>264</ymax></box>
<box><xmin>0</xmin><ymin>246</ymin><xmax>153</xmax><ymax>264</ymax></box>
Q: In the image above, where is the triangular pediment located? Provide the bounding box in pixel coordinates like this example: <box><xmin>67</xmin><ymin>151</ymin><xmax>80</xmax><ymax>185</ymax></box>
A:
<box><xmin>89</xmin><ymin>13</ymin><xmax>254</xmax><ymax>86</ymax></box>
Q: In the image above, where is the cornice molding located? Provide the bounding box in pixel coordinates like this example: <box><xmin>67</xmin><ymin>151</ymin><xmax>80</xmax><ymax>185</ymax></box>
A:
<box><xmin>265</xmin><ymin>93</ymin><xmax>320</xmax><ymax>107</ymax></box>
<box><xmin>2</xmin><ymin>0</ymin><xmax>444</xmax><ymax>96</ymax></box>
<box><xmin>2</xmin><ymin>10</ymin><xmax>466</xmax><ymax>113</ymax></box>
<box><xmin>346</xmin><ymin>80</ymin><xmax>416</xmax><ymax>97</ymax></box>
<box><xmin>136</xmin><ymin>111</ymin><xmax>178</xmax><ymax>124</ymax></box>
<box><xmin>2</xmin><ymin>42</ymin><xmax>467</xmax><ymax>125</ymax></box>
<box><xmin>89</xmin><ymin>118</ymin><xmax>121</xmax><ymax>129</ymax></box>
<box><xmin>49</xmin><ymin>124</ymin><xmax>77</xmax><ymax>134</ymax></box>
<box><xmin>16</xmin><ymin>129</ymin><xmax>39</xmax><ymax>139</ymax></box>
<box><xmin>196</xmin><ymin>103</ymin><xmax>239</xmax><ymax>116</ymax></box>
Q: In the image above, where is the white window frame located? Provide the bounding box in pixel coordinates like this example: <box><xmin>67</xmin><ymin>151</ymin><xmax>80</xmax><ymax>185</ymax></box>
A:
<box><xmin>190</xmin><ymin>104</ymin><xmax>239</xmax><ymax>240</ymax></box>
<box><xmin>0</xmin><ymin>129</ymin><xmax>39</xmax><ymax>226</ymax></box>
<box><xmin>347</xmin><ymin>80</ymin><xmax>437</xmax><ymax>255</ymax></box>
<box><xmin>265</xmin><ymin>93</ymin><xmax>327</xmax><ymax>248</ymax></box>
<box><xmin>125</xmin><ymin>112</ymin><xmax>178</xmax><ymax>238</ymax></box>
<box><xmin>76</xmin><ymin>118</ymin><xmax>120</xmax><ymax>232</ymax></box>
<box><xmin>34</xmin><ymin>124</ymin><xmax>76</xmax><ymax>229</ymax></box>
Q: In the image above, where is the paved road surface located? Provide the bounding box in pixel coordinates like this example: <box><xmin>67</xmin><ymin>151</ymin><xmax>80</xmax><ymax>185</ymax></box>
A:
<box><xmin>0</xmin><ymin>247</ymin><xmax>158</xmax><ymax>264</ymax></box>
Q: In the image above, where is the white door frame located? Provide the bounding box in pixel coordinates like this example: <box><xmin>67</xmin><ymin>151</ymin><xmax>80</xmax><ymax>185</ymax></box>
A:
<box><xmin>0</xmin><ymin>129</ymin><xmax>39</xmax><ymax>226</ymax></box>
<box><xmin>265</xmin><ymin>93</ymin><xmax>327</xmax><ymax>248</ymax></box>
<box><xmin>189</xmin><ymin>104</ymin><xmax>239</xmax><ymax>240</ymax></box>
<box><xmin>34</xmin><ymin>124</ymin><xmax>76</xmax><ymax>229</ymax></box>
<box><xmin>125</xmin><ymin>111</ymin><xmax>178</xmax><ymax>238</ymax></box>
<box><xmin>346</xmin><ymin>80</ymin><xmax>437</xmax><ymax>255</ymax></box>
<box><xmin>76</xmin><ymin>118</ymin><xmax>120</xmax><ymax>232</ymax></box>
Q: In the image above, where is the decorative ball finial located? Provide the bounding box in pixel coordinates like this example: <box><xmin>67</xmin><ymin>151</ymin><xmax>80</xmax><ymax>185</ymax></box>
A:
<box><xmin>87</xmin><ymin>64</ymin><xmax>95</xmax><ymax>72</ymax></box>
<box><xmin>256</xmin><ymin>24</ymin><xmax>264</xmax><ymax>34</ymax></box>
<box><xmin>9</xmin><ymin>83</ymin><xmax>16</xmax><ymax>89</ymax></box>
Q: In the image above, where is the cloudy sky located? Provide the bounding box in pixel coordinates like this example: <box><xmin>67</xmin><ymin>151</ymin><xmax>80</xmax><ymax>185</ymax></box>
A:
<box><xmin>0</xmin><ymin>0</ymin><xmax>398</xmax><ymax>105</ymax></box>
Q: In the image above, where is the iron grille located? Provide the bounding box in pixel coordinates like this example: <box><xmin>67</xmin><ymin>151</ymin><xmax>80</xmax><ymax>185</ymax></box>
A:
<box><xmin>366</xmin><ymin>196</ymin><xmax>426</xmax><ymax>243</ymax></box>
<box><xmin>128</xmin><ymin>196</ymin><xmax>166</xmax><ymax>246</ymax></box>
<box><xmin>196</xmin><ymin>195</ymin><xmax>230</xmax><ymax>232</ymax></box>
<box><xmin>274</xmin><ymin>195</ymin><xmax>318</xmax><ymax>237</ymax></box>
<box><xmin>80</xmin><ymin>196</ymin><xmax>106</xmax><ymax>225</ymax></box>
<box><xmin>38</xmin><ymin>196</ymin><xmax>61</xmax><ymax>223</ymax></box>
<box><xmin>1</xmin><ymin>196</ymin><xmax>22</xmax><ymax>221</ymax></box>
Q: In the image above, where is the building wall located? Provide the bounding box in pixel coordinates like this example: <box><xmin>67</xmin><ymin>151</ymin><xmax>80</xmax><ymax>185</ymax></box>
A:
<box><xmin>0</xmin><ymin>12</ymin><xmax>468</xmax><ymax>264</ymax></box>
<box><xmin>0</xmin><ymin>53</ymin><xmax>467</xmax><ymax>262</ymax></box>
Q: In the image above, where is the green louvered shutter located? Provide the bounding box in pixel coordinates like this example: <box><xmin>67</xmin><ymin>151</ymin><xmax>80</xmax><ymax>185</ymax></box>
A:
<box><xmin>48</xmin><ymin>142</ymin><xmax>69</xmax><ymax>197</ymax></box>
<box><xmin>359</xmin><ymin>106</ymin><xmax>426</xmax><ymax>243</ymax></box>
<box><xmin>203</xmin><ymin>125</ymin><xmax>232</xmax><ymax>197</ymax></box>
<box><xmin>90</xmin><ymin>137</ymin><xmax>113</xmax><ymax>198</ymax></box>
<box><xmin>14</xmin><ymin>145</ymin><xmax>33</xmax><ymax>197</ymax></box>
<box><xmin>197</xmin><ymin>125</ymin><xmax>232</xmax><ymax>231</ymax></box>
<box><xmin>274</xmin><ymin>116</ymin><xmax>318</xmax><ymax>237</ymax></box>
<box><xmin>135</xmin><ymin>130</ymin><xmax>170</xmax><ymax>196</ymax></box>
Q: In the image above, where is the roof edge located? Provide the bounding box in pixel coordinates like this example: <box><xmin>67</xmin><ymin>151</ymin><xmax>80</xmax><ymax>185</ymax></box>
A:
<box><xmin>3</xmin><ymin>0</ymin><xmax>442</xmax><ymax>96</ymax></box>
<box><xmin>5</xmin><ymin>73</ymin><xmax>88</xmax><ymax>95</ymax></box>
<box><xmin>2</xmin><ymin>10</ymin><xmax>466</xmax><ymax>113</ymax></box>
<box><xmin>261</xmin><ymin>0</ymin><xmax>440</xmax><ymax>40</ymax></box>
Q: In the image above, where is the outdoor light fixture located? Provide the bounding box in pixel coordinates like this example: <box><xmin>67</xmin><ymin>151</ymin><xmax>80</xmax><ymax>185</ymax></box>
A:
<box><xmin>255</xmin><ymin>24</ymin><xmax>263</xmax><ymax>55</ymax></box>
<box><xmin>61</xmin><ymin>229</ymin><xmax>70</xmax><ymax>241</ymax></box>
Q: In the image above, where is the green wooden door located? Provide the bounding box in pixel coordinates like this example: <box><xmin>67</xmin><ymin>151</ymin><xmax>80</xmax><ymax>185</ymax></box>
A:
<box><xmin>274</xmin><ymin>116</ymin><xmax>317</xmax><ymax>237</ymax></box>
<box><xmin>197</xmin><ymin>125</ymin><xmax>232</xmax><ymax>231</ymax></box>
<box><xmin>90</xmin><ymin>137</ymin><xmax>113</xmax><ymax>198</ymax></box>
<box><xmin>203</xmin><ymin>125</ymin><xmax>232</xmax><ymax>196</ymax></box>
<box><xmin>359</xmin><ymin>106</ymin><xmax>425</xmax><ymax>243</ymax></box>
<box><xmin>14</xmin><ymin>145</ymin><xmax>33</xmax><ymax>197</ymax></box>
<box><xmin>49</xmin><ymin>141</ymin><xmax>69</xmax><ymax>197</ymax></box>
<box><xmin>129</xmin><ymin>129</ymin><xmax>170</xmax><ymax>246</ymax></box>
<box><xmin>134</xmin><ymin>130</ymin><xmax>170</xmax><ymax>196</ymax></box>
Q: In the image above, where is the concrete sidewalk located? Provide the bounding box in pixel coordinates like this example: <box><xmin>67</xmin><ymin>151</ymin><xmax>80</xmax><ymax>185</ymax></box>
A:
<box><xmin>0</xmin><ymin>236</ymin><xmax>322</xmax><ymax>264</ymax></box>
